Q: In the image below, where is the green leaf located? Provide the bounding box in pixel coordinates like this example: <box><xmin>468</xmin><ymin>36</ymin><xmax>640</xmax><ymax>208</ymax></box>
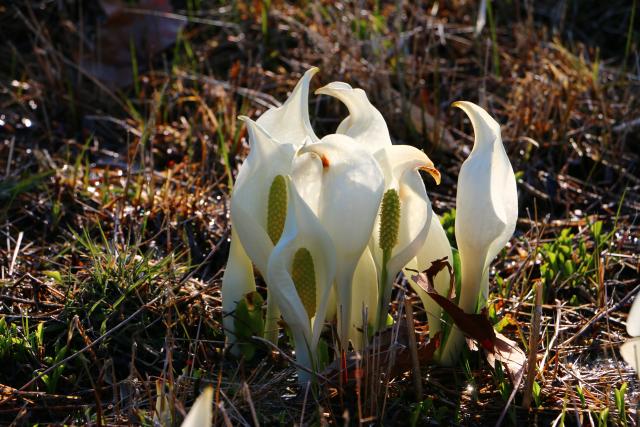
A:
<box><xmin>532</xmin><ymin>381</ymin><xmax>541</xmax><ymax>407</ymax></box>
<box><xmin>234</xmin><ymin>291</ymin><xmax>265</xmax><ymax>360</ymax></box>
<box><xmin>43</xmin><ymin>270</ymin><xmax>63</xmax><ymax>283</ymax></box>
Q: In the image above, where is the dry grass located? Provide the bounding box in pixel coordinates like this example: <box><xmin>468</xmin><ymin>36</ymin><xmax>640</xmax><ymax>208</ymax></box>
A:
<box><xmin>0</xmin><ymin>0</ymin><xmax>638</xmax><ymax>425</ymax></box>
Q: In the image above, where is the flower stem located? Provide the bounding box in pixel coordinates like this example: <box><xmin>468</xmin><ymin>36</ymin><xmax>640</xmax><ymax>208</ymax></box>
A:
<box><xmin>376</xmin><ymin>251</ymin><xmax>391</xmax><ymax>331</ymax></box>
<box><xmin>264</xmin><ymin>297</ymin><xmax>280</xmax><ymax>344</ymax></box>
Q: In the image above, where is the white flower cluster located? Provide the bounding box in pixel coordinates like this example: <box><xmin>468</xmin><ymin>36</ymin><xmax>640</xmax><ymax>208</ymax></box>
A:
<box><xmin>222</xmin><ymin>68</ymin><xmax>518</xmax><ymax>381</ymax></box>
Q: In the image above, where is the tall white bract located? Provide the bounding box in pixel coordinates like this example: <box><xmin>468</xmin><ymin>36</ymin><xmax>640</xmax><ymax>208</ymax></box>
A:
<box><xmin>439</xmin><ymin>101</ymin><xmax>518</xmax><ymax>365</ymax></box>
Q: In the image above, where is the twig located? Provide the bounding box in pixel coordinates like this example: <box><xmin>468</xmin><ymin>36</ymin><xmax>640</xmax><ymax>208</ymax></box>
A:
<box><xmin>522</xmin><ymin>281</ymin><xmax>543</xmax><ymax>409</ymax></box>
<box><xmin>217</xmin><ymin>401</ymin><xmax>234</xmax><ymax>427</ymax></box>
<box><xmin>539</xmin><ymin>303</ymin><xmax>563</xmax><ymax>382</ymax></box>
<box><xmin>250</xmin><ymin>336</ymin><xmax>332</xmax><ymax>384</ymax></box>
<box><xmin>560</xmin><ymin>284</ymin><xmax>640</xmax><ymax>348</ymax></box>
<box><xmin>5</xmin><ymin>136</ymin><xmax>14</xmax><ymax>178</ymax></box>
<box><xmin>404</xmin><ymin>298</ymin><xmax>423</xmax><ymax>401</ymax></box>
<box><xmin>179</xmin><ymin>229</ymin><xmax>229</xmax><ymax>285</ymax></box>
<box><xmin>495</xmin><ymin>364</ymin><xmax>525</xmax><ymax>427</ymax></box>
<box><xmin>242</xmin><ymin>382</ymin><xmax>259</xmax><ymax>427</ymax></box>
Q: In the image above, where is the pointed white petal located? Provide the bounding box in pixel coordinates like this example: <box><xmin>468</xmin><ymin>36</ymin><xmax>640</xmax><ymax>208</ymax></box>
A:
<box><xmin>221</xmin><ymin>231</ymin><xmax>257</xmax><ymax>354</ymax></box>
<box><xmin>257</xmin><ymin>68</ymin><xmax>319</xmax><ymax>146</ymax></box>
<box><xmin>181</xmin><ymin>387</ymin><xmax>213</xmax><ymax>427</ymax></box>
<box><xmin>453</xmin><ymin>101</ymin><xmax>518</xmax><ymax>314</ymax></box>
<box><xmin>231</xmin><ymin>117</ymin><xmax>295</xmax><ymax>344</ymax></box>
<box><xmin>231</xmin><ymin>117</ymin><xmax>294</xmax><ymax>274</ymax></box>
<box><xmin>316</xmin><ymin>82</ymin><xmax>391</xmax><ymax>152</ymax></box>
<box><xmin>298</xmin><ymin>134</ymin><xmax>385</xmax><ymax>345</ymax></box>
<box><xmin>620</xmin><ymin>338</ymin><xmax>640</xmax><ymax>380</ymax></box>
<box><xmin>438</xmin><ymin>102</ymin><xmax>517</xmax><ymax>366</ymax></box>
<box><xmin>404</xmin><ymin>214</ymin><xmax>453</xmax><ymax>338</ymax></box>
<box><xmin>350</xmin><ymin>248</ymin><xmax>379</xmax><ymax>350</ymax></box>
<box><xmin>628</xmin><ymin>295</ymin><xmax>640</xmax><ymax>337</ymax></box>
<box><xmin>267</xmin><ymin>177</ymin><xmax>336</xmax><ymax>382</ymax></box>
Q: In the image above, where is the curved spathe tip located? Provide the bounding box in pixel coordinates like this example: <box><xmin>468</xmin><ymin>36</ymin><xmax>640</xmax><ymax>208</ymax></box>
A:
<box><xmin>254</xmin><ymin>68</ymin><xmax>320</xmax><ymax>146</ymax></box>
<box><xmin>378</xmin><ymin>145</ymin><xmax>441</xmax><ymax>186</ymax></box>
<box><xmin>452</xmin><ymin>101</ymin><xmax>501</xmax><ymax>147</ymax></box>
<box><xmin>181</xmin><ymin>387</ymin><xmax>213</xmax><ymax>427</ymax></box>
<box><xmin>315</xmin><ymin>81</ymin><xmax>354</xmax><ymax>95</ymax></box>
<box><xmin>300</xmin><ymin>67</ymin><xmax>320</xmax><ymax>90</ymax></box>
<box><xmin>421</xmin><ymin>165</ymin><xmax>441</xmax><ymax>185</ymax></box>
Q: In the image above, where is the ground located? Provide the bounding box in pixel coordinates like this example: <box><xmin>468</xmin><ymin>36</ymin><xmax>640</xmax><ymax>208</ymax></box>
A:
<box><xmin>0</xmin><ymin>1</ymin><xmax>638</xmax><ymax>425</ymax></box>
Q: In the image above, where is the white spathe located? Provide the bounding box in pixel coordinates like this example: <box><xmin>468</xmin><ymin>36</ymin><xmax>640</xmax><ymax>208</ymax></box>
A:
<box><xmin>622</xmin><ymin>295</ymin><xmax>640</xmax><ymax>379</ymax></box>
<box><xmin>620</xmin><ymin>338</ymin><xmax>640</xmax><ymax>380</ymax></box>
<box><xmin>370</xmin><ymin>145</ymin><xmax>441</xmax><ymax>330</ymax></box>
<box><xmin>257</xmin><ymin>67</ymin><xmax>319</xmax><ymax>148</ymax></box>
<box><xmin>349</xmin><ymin>247</ymin><xmax>379</xmax><ymax>350</ymax></box>
<box><xmin>439</xmin><ymin>101</ymin><xmax>518</xmax><ymax>365</ymax></box>
<box><xmin>180</xmin><ymin>387</ymin><xmax>213</xmax><ymax>427</ymax></box>
<box><xmin>231</xmin><ymin>117</ymin><xmax>294</xmax><ymax>274</ymax></box>
<box><xmin>221</xmin><ymin>229</ymin><xmax>257</xmax><ymax>354</ymax></box>
<box><xmin>454</xmin><ymin>101</ymin><xmax>518</xmax><ymax>313</ymax></box>
<box><xmin>227</xmin><ymin>117</ymin><xmax>296</xmax><ymax>344</ymax></box>
<box><xmin>315</xmin><ymin>81</ymin><xmax>391</xmax><ymax>152</ymax></box>
<box><xmin>266</xmin><ymin>177</ymin><xmax>337</xmax><ymax>383</ymax></box>
<box><xmin>404</xmin><ymin>214</ymin><xmax>454</xmax><ymax>338</ymax></box>
<box><xmin>317</xmin><ymin>82</ymin><xmax>441</xmax><ymax>335</ymax></box>
<box><xmin>297</xmin><ymin>134</ymin><xmax>385</xmax><ymax>348</ymax></box>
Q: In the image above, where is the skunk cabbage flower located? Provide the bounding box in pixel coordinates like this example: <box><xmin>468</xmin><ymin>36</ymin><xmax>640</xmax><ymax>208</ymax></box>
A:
<box><xmin>317</xmin><ymin>82</ymin><xmax>441</xmax><ymax>334</ymax></box>
<box><xmin>453</xmin><ymin>101</ymin><xmax>518</xmax><ymax>312</ymax></box>
<box><xmin>439</xmin><ymin>101</ymin><xmax>518</xmax><ymax>365</ymax></box>
<box><xmin>221</xmin><ymin>229</ymin><xmax>257</xmax><ymax>354</ymax></box>
<box><xmin>370</xmin><ymin>145</ymin><xmax>441</xmax><ymax>330</ymax></box>
<box><xmin>621</xmin><ymin>295</ymin><xmax>640</xmax><ymax>379</ymax></box>
<box><xmin>223</xmin><ymin>117</ymin><xmax>297</xmax><ymax>345</ymax></box>
<box><xmin>230</xmin><ymin>118</ymin><xmax>295</xmax><ymax>274</ymax></box>
<box><xmin>404</xmin><ymin>214</ymin><xmax>454</xmax><ymax>338</ymax></box>
<box><xmin>297</xmin><ymin>135</ymin><xmax>385</xmax><ymax>348</ymax></box>
<box><xmin>225</xmin><ymin>68</ymin><xmax>318</xmax><ymax>344</ymax></box>
<box><xmin>266</xmin><ymin>177</ymin><xmax>336</xmax><ymax>383</ymax></box>
<box><xmin>180</xmin><ymin>387</ymin><xmax>213</xmax><ymax>427</ymax></box>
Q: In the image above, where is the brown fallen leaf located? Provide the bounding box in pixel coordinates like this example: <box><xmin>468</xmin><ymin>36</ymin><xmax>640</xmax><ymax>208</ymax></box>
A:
<box><xmin>410</xmin><ymin>258</ymin><xmax>526</xmax><ymax>381</ymax></box>
<box><xmin>410</xmin><ymin>258</ymin><xmax>496</xmax><ymax>351</ymax></box>
<box><xmin>487</xmin><ymin>331</ymin><xmax>527</xmax><ymax>382</ymax></box>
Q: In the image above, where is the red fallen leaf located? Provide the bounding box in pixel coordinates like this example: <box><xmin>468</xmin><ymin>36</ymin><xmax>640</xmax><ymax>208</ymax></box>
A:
<box><xmin>410</xmin><ymin>258</ymin><xmax>496</xmax><ymax>352</ymax></box>
<box><xmin>410</xmin><ymin>258</ymin><xmax>526</xmax><ymax>381</ymax></box>
<box><xmin>81</xmin><ymin>0</ymin><xmax>183</xmax><ymax>88</ymax></box>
